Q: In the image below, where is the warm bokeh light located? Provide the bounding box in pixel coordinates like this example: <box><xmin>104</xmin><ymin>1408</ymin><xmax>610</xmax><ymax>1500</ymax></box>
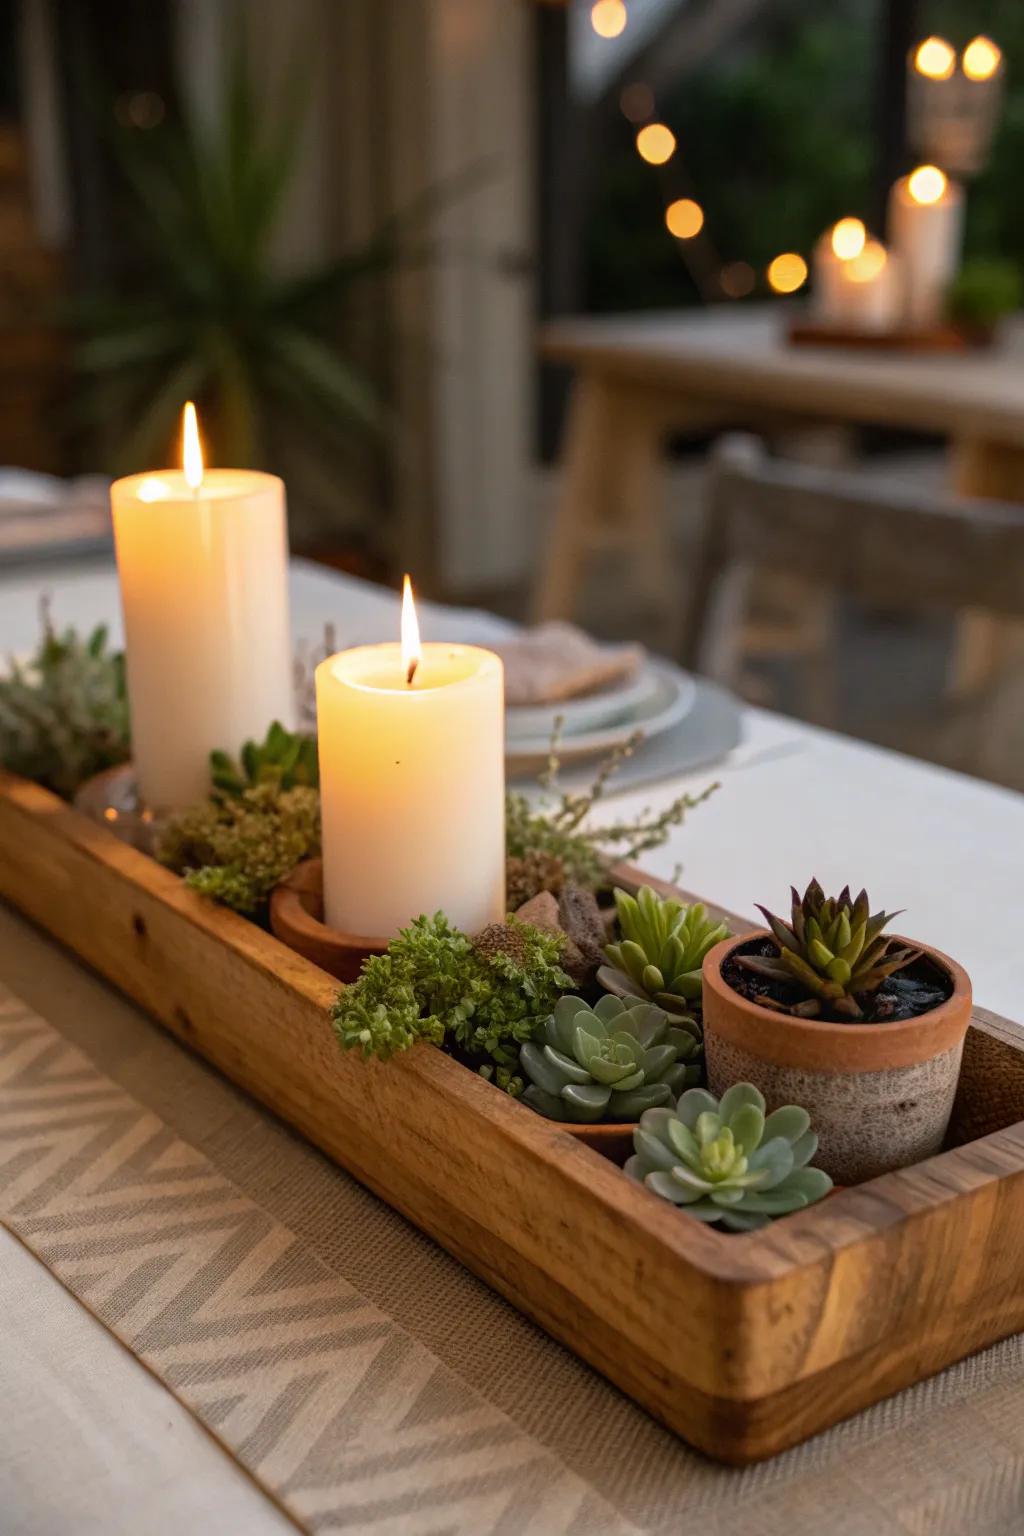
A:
<box><xmin>831</xmin><ymin>217</ymin><xmax>866</xmax><ymax>261</ymax></box>
<box><xmin>962</xmin><ymin>35</ymin><xmax>1002</xmax><ymax>82</ymax></box>
<box><xmin>767</xmin><ymin>252</ymin><xmax>808</xmax><ymax>295</ymax></box>
<box><xmin>620</xmin><ymin>81</ymin><xmax>654</xmax><ymax>122</ymax></box>
<box><xmin>136</xmin><ymin>476</ymin><xmax>167</xmax><ymax>503</ymax></box>
<box><xmin>907</xmin><ymin>164</ymin><xmax>947</xmax><ymax>205</ymax></box>
<box><xmin>665</xmin><ymin>198</ymin><xmax>704</xmax><ymax>240</ymax></box>
<box><xmin>720</xmin><ymin>261</ymin><xmax>755</xmax><ymax>299</ymax></box>
<box><xmin>845</xmin><ymin>239</ymin><xmax>888</xmax><ymax>284</ymax></box>
<box><xmin>591</xmin><ymin>0</ymin><xmax>627</xmax><ymax>40</ymax></box>
<box><xmin>636</xmin><ymin>123</ymin><xmax>676</xmax><ymax>165</ymax></box>
<box><xmin>913</xmin><ymin>36</ymin><xmax>956</xmax><ymax>80</ymax></box>
<box><xmin>182</xmin><ymin>401</ymin><xmax>204</xmax><ymax>490</ymax></box>
<box><xmin>401</xmin><ymin>574</ymin><xmax>422</xmax><ymax>686</ymax></box>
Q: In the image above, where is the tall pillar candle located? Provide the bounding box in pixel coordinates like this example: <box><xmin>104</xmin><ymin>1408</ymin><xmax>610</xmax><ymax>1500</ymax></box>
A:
<box><xmin>888</xmin><ymin>165</ymin><xmax>964</xmax><ymax>326</ymax></box>
<box><xmin>316</xmin><ymin>583</ymin><xmax>505</xmax><ymax>937</ymax></box>
<box><xmin>110</xmin><ymin>413</ymin><xmax>293</xmax><ymax>811</ymax></box>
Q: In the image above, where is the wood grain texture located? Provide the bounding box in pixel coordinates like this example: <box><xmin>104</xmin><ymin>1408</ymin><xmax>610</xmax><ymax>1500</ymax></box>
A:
<box><xmin>2</xmin><ymin>768</ymin><xmax>1024</xmax><ymax>1462</ymax></box>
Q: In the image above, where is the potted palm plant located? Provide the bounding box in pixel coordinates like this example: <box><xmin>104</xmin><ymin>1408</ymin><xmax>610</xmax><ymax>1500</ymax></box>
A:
<box><xmin>701</xmin><ymin>880</ymin><xmax>972</xmax><ymax>1183</ymax></box>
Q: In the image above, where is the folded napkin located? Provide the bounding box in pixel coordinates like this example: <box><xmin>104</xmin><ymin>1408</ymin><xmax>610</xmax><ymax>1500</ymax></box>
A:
<box><xmin>493</xmin><ymin>622</ymin><xmax>644</xmax><ymax>707</ymax></box>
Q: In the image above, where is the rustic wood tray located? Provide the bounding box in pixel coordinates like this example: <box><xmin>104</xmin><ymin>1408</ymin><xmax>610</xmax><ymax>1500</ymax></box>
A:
<box><xmin>2</xmin><ymin>766</ymin><xmax>1023</xmax><ymax>1464</ymax></box>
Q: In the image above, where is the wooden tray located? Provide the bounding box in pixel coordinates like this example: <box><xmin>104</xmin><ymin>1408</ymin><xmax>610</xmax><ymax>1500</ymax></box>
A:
<box><xmin>2</xmin><ymin>766</ymin><xmax>1023</xmax><ymax>1464</ymax></box>
<box><xmin>787</xmin><ymin>318</ymin><xmax>992</xmax><ymax>352</ymax></box>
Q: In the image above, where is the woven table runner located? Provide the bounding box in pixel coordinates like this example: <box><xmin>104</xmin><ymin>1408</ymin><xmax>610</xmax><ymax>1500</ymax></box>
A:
<box><xmin>3</xmin><ymin>899</ymin><xmax>1024</xmax><ymax>1536</ymax></box>
<box><xmin>0</xmin><ymin>985</ymin><xmax>630</xmax><ymax>1535</ymax></box>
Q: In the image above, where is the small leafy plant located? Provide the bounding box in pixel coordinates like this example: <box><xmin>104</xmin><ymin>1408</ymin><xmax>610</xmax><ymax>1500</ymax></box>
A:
<box><xmin>0</xmin><ymin>612</ymin><xmax>130</xmax><ymax>797</ymax></box>
<box><xmin>210</xmin><ymin>720</ymin><xmax>318</xmax><ymax>795</ymax></box>
<box><xmin>520</xmin><ymin>993</ymin><xmax>701</xmax><ymax>1124</ymax></box>
<box><xmin>156</xmin><ymin>782</ymin><xmax>320</xmax><ymax>916</ymax></box>
<box><xmin>736</xmin><ymin>879</ymin><xmax>918</xmax><ymax>1020</ymax></box>
<box><xmin>506</xmin><ymin>727</ymin><xmax>718</xmax><ymax>898</ymax></box>
<box><xmin>947</xmin><ymin>258</ymin><xmax>1022</xmax><ymax>332</ymax></box>
<box><xmin>332</xmin><ymin>914</ymin><xmax>571</xmax><ymax>1086</ymax></box>
<box><xmin>626</xmin><ymin>1084</ymin><xmax>832</xmax><ymax>1231</ymax></box>
<box><xmin>603</xmin><ymin>887</ymin><xmax>729</xmax><ymax>1016</ymax></box>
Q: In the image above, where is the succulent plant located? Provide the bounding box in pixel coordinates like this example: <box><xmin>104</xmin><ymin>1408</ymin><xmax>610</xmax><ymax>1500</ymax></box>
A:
<box><xmin>737</xmin><ymin>879</ymin><xmax>918</xmax><ymax>1020</ymax></box>
<box><xmin>210</xmin><ymin>720</ymin><xmax>318</xmax><ymax>795</ymax></box>
<box><xmin>603</xmin><ymin>886</ymin><xmax>729</xmax><ymax>1015</ymax></box>
<box><xmin>520</xmin><ymin>993</ymin><xmax>702</xmax><ymax>1124</ymax></box>
<box><xmin>626</xmin><ymin>1083</ymin><xmax>832</xmax><ymax>1231</ymax></box>
<box><xmin>0</xmin><ymin>614</ymin><xmax>130</xmax><ymax>798</ymax></box>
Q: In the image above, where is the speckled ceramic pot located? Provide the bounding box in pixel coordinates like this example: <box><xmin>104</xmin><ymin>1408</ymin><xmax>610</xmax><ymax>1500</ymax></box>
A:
<box><xmin>701</xmin><ymin>933</ymin><xmax>972</xmax><ymax>1185</ymax></box>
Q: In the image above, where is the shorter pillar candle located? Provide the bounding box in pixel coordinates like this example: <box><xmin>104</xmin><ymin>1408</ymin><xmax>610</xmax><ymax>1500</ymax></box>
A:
<box><xmin>316</xmin><ymin>582</ymin><xmax>506</xmax><ymax>938</ymax></box>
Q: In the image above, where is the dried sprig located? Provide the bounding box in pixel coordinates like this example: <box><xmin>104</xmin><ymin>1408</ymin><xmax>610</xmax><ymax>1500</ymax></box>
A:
<box><xmin>505</xmin><ymin>721</ymin><xmax>719</xmax><ymax>893</ymax></box>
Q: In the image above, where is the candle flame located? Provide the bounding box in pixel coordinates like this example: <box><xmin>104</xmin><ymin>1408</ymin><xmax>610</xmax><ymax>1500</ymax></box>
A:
<box><xmin>401</xmin><ymin>574</ymin><xmax>421</xmax><ymax>686</ymax></box>
<box><xmin>845</xmin><ymin>239</ymin><xmax>888</xmax><ymax>284</ymax></box>
<box><xmin>831</xmin><ymin>217</ymin><xmax>866</xmax><ymax>262</ymax></box>
<box><xmin>907</xmin><ymin>165</ymin><xmax>947</xmax><ymax>205</ymax></box>
<box><xmin>182</xmin><ymin>401</ymin><xmax>204</xmax><ymax>491</ymax></box>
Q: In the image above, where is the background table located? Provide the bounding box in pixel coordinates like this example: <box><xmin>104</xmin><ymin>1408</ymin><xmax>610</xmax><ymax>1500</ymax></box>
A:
<box><xmin>3</xmin><ymin>559</ymin><xmax>1024</xmax><ymax>1534</ymax></box>
<box><xmin>535</xmin><ymin>306</ymin><xmax>1024</xmax><ymax>688</ymax></box>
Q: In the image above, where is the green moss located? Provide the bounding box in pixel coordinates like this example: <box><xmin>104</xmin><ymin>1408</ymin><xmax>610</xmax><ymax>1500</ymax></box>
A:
<box><xmin>331</xmin><ymin>914</ymin><xmax>571</xmax><ymax>1080</ymax></box>
<box><xmin>156</xmin><ymin>782</ymin><xmax>320</xmax><ymax>916</ymax></box>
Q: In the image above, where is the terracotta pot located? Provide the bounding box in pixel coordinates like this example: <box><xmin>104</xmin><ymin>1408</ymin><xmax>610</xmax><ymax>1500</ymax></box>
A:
<box><xmin>701</xmin><ymin>932</ymin><xmax>972</xmax><ymax>1185</ymax></box>
<box><xmin>561</xmin><ymin>1121</ymin><xmax>635</xmax><ymax>1165</ymax></box>
<box><xmin>270</xmin><ymin>859</ymin><xmax>388</xmax><ymax>983</ymax></box>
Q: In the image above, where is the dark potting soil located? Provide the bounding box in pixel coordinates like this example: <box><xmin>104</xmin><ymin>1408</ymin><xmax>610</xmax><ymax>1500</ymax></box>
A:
<box><xmin>722</xmin><ymin>936</ymin><xmax>952</xmax><ymax>1023</ymax></box>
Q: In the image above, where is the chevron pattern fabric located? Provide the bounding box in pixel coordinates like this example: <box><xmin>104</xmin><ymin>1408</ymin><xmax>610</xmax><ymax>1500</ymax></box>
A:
<box><xmin>0</xmin><ymin>985</ymin><xmax>633</xmax><ymax>1535</ymax></box>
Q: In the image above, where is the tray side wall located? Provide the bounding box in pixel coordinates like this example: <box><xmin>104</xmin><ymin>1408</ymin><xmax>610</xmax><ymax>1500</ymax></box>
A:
<box><xmin>4</xmin><ymin>773</ymin><xmax>1024</xmax><ymax>1461</ymax></box>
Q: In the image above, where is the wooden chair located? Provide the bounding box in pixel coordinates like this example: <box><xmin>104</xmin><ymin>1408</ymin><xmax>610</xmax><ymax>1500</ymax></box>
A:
<box><xmin>682</xmin><ymin>435</ymin><xmax>1024</xmax><ymax>773</ymax></box>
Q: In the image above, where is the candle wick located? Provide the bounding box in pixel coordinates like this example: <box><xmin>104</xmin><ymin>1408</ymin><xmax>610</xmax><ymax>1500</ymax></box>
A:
<box><xmin>406</xmin><ymin>658</ymin><xmax>419</xmax><ymax>687</ymax></box>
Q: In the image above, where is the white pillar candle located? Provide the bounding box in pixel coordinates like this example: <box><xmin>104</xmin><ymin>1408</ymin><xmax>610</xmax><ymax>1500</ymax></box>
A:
<box><xmin>111</xmin><ymin>405</ymin><xmax>293</xmax><ymax>811</ymax></box>
<box><xmin>316</xmin><ymin>578</ymin><xmax>505</xmax><ymax>938</ymax></box>
<box><xmin>836</xmin><ymin>240</ymin><xmax>902</xmax><ymax>331</ymax></box>
<box><xmin>888</xmin><ymin>165</ymin><xmax>964</xmax><ymax>327</ymax></box>
<box><xmin>811</xmin><ymin>218</ymin><xmax>866</xmax><ymax>324</ymax></box>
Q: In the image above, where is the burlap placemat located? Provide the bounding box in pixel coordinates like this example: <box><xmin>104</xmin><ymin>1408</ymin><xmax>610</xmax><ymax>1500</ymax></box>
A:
<box><xmin>2</xmin><ymin>902</ymin><xmax>1024</xmax><ymax>1536</ymax></box>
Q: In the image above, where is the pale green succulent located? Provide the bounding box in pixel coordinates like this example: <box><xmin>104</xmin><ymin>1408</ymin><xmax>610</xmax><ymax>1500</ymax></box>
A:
<box><xmin>520</xmin><ymin>993</ymin><xmax>702</xmax><ymax>1124</ymax></box>
<box><xmin>603</xmin><ymin>886</ymin><xmax>729</xmax><ymax>1015</ymax></box>
<box><xmin>626</xmin><ymin>1083</ymin><xmax>832</xmax><ymax>1231</ymax></box>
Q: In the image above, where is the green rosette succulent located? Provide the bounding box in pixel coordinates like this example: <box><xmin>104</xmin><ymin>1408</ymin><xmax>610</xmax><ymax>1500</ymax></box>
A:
<box><xmin>625</xmin><ymin>1083</ymin><xmax>832</xmax><ymax>1231</ymax></box>
<box><xmin>210</xmin><ymin>720</ymin><xmax>318</xmax><ymax>795</ymax></box>
<box><xmin>603</xmin><ymin>886</ymin><xmax>729</xmax><ymax>1015</ymax></box>
<box><xmin>520</xmin><ymin>993</ymin><xmax>702</xmax><ymax>1124</ymax></box>
<box><xmin>737</xmin><ymin>878</ymin><xmax>918</xmax><ymax>1020</ymax></box>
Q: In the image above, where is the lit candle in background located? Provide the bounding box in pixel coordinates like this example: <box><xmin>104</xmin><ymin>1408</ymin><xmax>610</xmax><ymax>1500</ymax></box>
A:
<box><xmin>110</xmin><ymin>404</ymin><xmax>293</xmax><ymax>811</ymax></box>
<box><xmin>837</xmin><ymin>239</ymin><xmax>902</xmax><ymax>331</ymax></box>
<box><xmin>316</xmin><ymin>577</ymin><xmax>506</xmax><ymax>938</ymax></box>
<box><xmin>888</xmin><ymin>165</ymin><xmax>964</xmax><ymax>326</ymax></box>
<box><xmin>908</xmin><ymin>34</ymin><xmax>1004</xmax><ymax>177</ymax></box>
<box><xmin>812</xmin><ymin>217</ymin><xmax>866</xmax><ymax>322</ymax></box>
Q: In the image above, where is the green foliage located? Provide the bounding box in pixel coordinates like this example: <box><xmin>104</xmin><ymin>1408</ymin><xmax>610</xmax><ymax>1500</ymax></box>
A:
<box><xmin>505</xmin><ymin>729</ymin><xmax>718</xmax><ymax>894</ymax></box>
<box><xmin>737</xmin><ymin>878</ymin><xmax>917</xmax><ymax>1021</ymax></box>
<box><xmin>603</xmin><ymin>887</ymin><xmax>729</xmax><ymax>1016</ymax></box>
<box><xmin>947</xmin><ymin>258</ymin><xmax>1023</xmax><ymax>330</ymax></box>
<box><xmin>626</xmin><ymin>1084</ymin><xmax>832</xmax><ymax>1232</ymax></box>
<box><xmin>71</xmin><ymin>46</ymin><xmax>392</xmax><ymax>475</ymax></box>
<box><xmin>332</xmin><ymin>915</ymin><xmax>571</xmax><ymax>1080</ymax></box>
<box><xmin>0</xmin><ymin>614</ymin><xmax>130</xmax><ymax>797</ymax></box>
<box><xmin>156</xmin><ymin>782</ymin><xmax>320</xmax><ymax>916</ymax></box>
<box><xmin>210</xmin><ymin>720</ymin><xmax>318</xmax><ymax>795</ymax></box>
<box><xmin>520</xmin><ymin>993</ymin><xmax>701</xmax><ymax>1124</ymax></box>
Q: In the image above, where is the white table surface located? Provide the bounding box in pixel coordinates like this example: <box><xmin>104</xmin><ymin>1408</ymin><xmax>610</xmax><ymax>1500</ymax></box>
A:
<box><xmin>2</xmin><ymin>555</ymin><xmax>1024</xmax><ymax>1532</ymax></box>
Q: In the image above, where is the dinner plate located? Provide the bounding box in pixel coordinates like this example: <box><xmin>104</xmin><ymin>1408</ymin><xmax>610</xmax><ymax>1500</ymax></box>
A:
<box><xmin>505</xmin><ymin>658</ymin><xmax>696</xmax><ymax>774</ymax></box>
<box><xmin>506</xmin><ymin>666</ymin><xmax>654</xmax><ymax>741</ymax></box>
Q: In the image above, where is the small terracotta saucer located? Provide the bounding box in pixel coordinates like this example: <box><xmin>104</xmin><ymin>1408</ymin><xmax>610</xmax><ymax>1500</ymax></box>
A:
<box><xmin>269</xmin><ymin>858</ymin><xmax>389</xmax><ymax>982</ymax></box>
<box><xmin>561</xmin><ymin>1121</ymin><xmax>635</xmax><ymax>1164</ymax></box>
